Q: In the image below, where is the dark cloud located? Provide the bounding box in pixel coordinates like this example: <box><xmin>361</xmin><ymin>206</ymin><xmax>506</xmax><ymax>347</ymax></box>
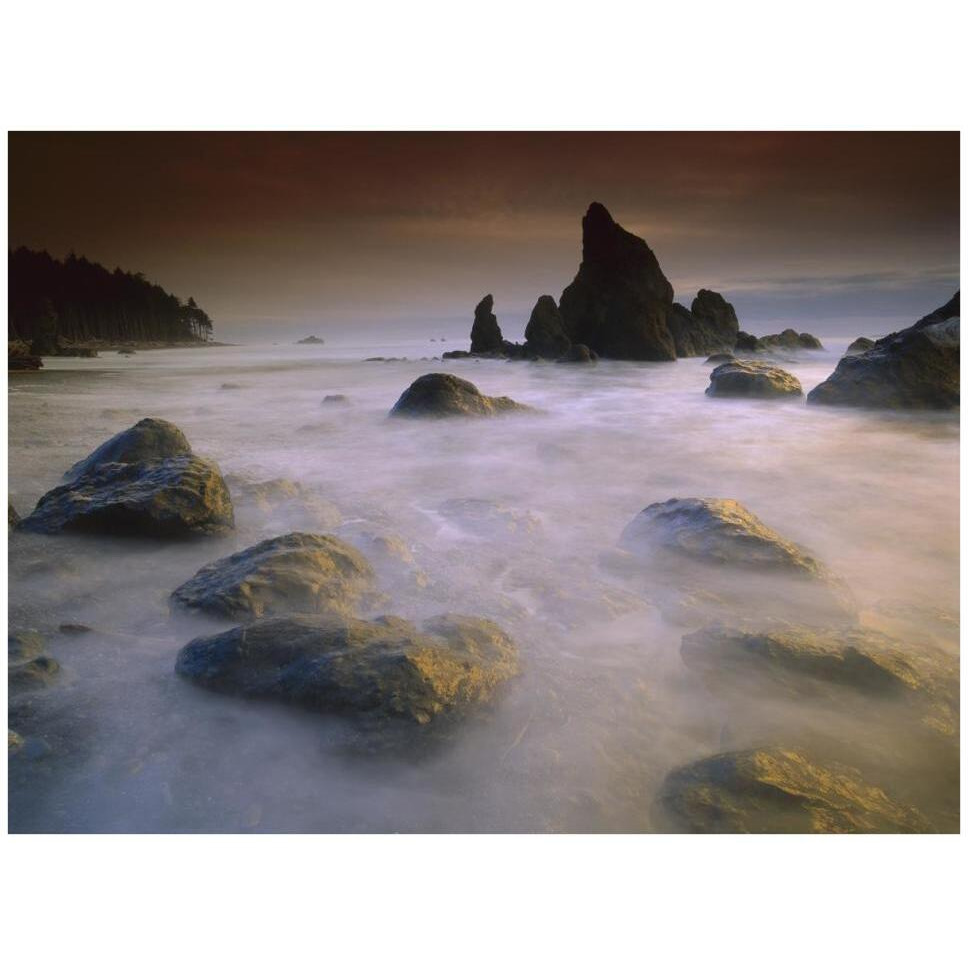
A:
<box><xmin>8</xmin><ymin>132</ymin><xmax>959</xmax><ymax>336</ymax></box>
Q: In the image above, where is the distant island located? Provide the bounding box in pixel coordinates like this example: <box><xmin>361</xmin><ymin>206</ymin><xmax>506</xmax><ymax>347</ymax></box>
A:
<box><xmin>8</xmin><ymin>248</ymin><xmax>218</xmax><ymax>368</ymax></box>
<box><xmin>296</xmin><ymin>335</ymin><xmax>325</xmax><ymax>344</ymax></box>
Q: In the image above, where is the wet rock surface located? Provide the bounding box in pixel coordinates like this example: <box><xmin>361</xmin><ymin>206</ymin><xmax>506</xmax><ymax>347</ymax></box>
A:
<box><xmin>176</xmin><ymin>612</ymin><xmax>520</xmax><ymax>726</ymax></box>
<box><xmin>808</xmin><ymin>292</ymin><xmax>959</xmax><ymax>410</ymax></box>
<box><xmin>656</xmin><ymin>747</ymin><xmax>934</xmax><ymax>833</ymax></box>
<box><xmin>706</xmin><ymin>360</ymin><xmax>803</xmax><ymax>398</ymax></box>
<box><xmin>64</xmin><ymin>417</ymin><xmax>192</xmax><ymax>482</ymax></box>
<box><xmin>390</xmin><ymin>373</ymin><xmax>533</xmax><ymax>418</ymax></box>
<box><xmin>171</xmin><ymin>532</ymin><xmax>377</xmax><ymax>620</ymax></box>
<box><xmin>19</xmin><ymin>454</ymin><xmax>234</xmax><ymax>538</ymax></box>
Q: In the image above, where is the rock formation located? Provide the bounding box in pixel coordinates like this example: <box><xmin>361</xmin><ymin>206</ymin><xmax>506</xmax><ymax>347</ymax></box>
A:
<box><xmin>668</xmin><ymin>290</ymin><xmax>741</xmax><ymax>357</ymax></box>
<box><xmin>656</xmin><ymin>748</ymin><xmax>933</xmax><ymax>833</ymax></box>
<box><xmin>846</xmin><ymin>336</ymin><xmax>874</xmax><ymax>355</ymax></box>
<box><xmin>807</xmin><ymin>292</ymin><xmax>959</xmax><ymax>409</ymax></box>
<box><xmin>389</xmin><ymin>373</ymin><xmax>533</xmax><ymax>418</ymax></box>
<box><xmin>64</xmin><ymin>417</ymin><xmax>192</xmax><ymax>482</ymax></box>
<box><xmin>523</xmin><ymin>295</ymin><xmax>571</xmax><ymax>359</ymax></box>
<box><xmin>558</xmin><ymin>202</ymin><xmax>676</xmax><ymax>360</ymax></box>
<box><xmin>469</xmin><ymin>294</ymin><xmax>504</xmax><ymax>354</ymax></box>
<box><xmin>555</xmin><ymin>343</ymin><xmax>597</xmax><ymax>364</ymax></box>
<box><xmin>171</xmin><ymin>532</ymin><xmax>377</xmax><ymax>620</ymax></box>
<box><xmin>175</xmin><ymin>612</ymin><xmax>519</xmax><ymax>726</ymax></box>
<box><xmin>705</xmin><ymin>360</ymin><xmax>803</xmax><ymax>398</ymax></box>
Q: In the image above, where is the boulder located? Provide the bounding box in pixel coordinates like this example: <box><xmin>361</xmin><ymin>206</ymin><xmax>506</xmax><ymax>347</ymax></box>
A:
<box><xmin>65</xmin><ymin>417</ymin><xmax>192</xmax><ymax>482</ymax></box>
<box><xmin>558</xmin><ymin>202</ymin><xmax>676</xmax><ymax>361</ymax></box>
<box><xmin>175</xmin><ymin>612</ymin><xmax>519</xmax><ymax>725</ymax></box>
<box><xmin>19</xmin><ymin>454</ymin><xmax>234</xmax><ymax>538</ymax></box>
<box><xmin>618</xmin><ymin>498</ymin><xmax>852</xmax><ymax>624</ymax></box>
<box><xmin>807</xmin><ymin>293</ymin><xmax>959</xmax><ymax>410</ymax></box>
<box><xmin>656</xmin><ymin>747</ymin><xmax>933</xmax><ymax>833</ymax></box>
<box><xmin>757</xmin><ymin>329</ymin><xmax>824</xmax><ymax>351</ymax></box>
<box><xmin>389</xmin><ymin>373</ymin><xmax>533</xmax><ymax>418</ymax></box>
<box><xmin>171</xmin><ymin>532</ymin><xmax>377</xmax><ymax>620</ymax></box>
<box><xmin>845</xmin><ymin>337</ymin><xmax>874</xmax><ymax>355</ymax></box>
<box><xmin>523</xmin><ymin>295</ymin><xmax>571</xmax><ymax>359</ymax></box>
<box><xmin>681</xmin><ymin>623</ymin><xmax>958</xmax><ymax>735</ymax></box>
<box><xmin>469</xmin><ymin>294</ymin><xmax>504</xmax><ymax>354</ymax></box>
<box><xmin>555</xmin><ymin>343</ymin><xmax>598</xmax><ymax>364</ymax></box>
<box><xmin>706</xmin><ymin>360</ymin><xmax>803</xmax><ymax>398</ymax></box>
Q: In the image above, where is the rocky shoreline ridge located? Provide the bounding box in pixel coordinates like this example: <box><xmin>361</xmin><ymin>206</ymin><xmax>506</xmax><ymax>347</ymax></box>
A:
<box><xmin>8</xmin><ymin>337</ymin><xmax>228</xmax><ymax>370</ymax></box>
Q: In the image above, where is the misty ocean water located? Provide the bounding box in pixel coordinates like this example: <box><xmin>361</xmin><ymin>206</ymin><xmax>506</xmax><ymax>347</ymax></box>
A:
<box><xmin>7</xmin><ymin>331</ymin><xmax>960</xmax><ymax>832</ymax></box>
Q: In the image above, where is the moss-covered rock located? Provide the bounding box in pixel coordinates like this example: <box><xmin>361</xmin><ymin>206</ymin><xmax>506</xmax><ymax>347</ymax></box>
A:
<box><xmin>656</xmin><ymin>747</ymin><xmax>933</xmax><ymax>833</ymax></box>
<box><xmin>176</xmin><ymin>612</ymin><xmax>519</xmax><ymax>725</ymax></box>
<box><xmin>171</xmin><ymin>532</ymin><xmax>377</xmax><ymax>620</ymax></box>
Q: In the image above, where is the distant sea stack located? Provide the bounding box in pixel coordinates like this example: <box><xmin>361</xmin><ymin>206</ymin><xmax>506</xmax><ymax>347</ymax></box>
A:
<box><xmin>469</xmin><ymin>294</ymin><xmax>505</xmax><ymax>354</ymax></box>
<box><xmin>558</xmin><ymin>202</ymin><xmax>676</xmax><ymax>361</ymax></box>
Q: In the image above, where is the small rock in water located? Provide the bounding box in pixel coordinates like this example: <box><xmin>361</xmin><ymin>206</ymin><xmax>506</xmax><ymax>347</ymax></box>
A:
<box><xmin>389</xmin><ymin>373</ymin><xmax>533</xmax><ymax>419</ymax></box>
<box><xmin>322</xmin><ymin>394</ymin><xmax>349</xmax><ymax>406</ymax></box>
<box><xmin>706</xmin><ymin>359</ymin><xmax>803</xmax><ymax>398</ymax></box>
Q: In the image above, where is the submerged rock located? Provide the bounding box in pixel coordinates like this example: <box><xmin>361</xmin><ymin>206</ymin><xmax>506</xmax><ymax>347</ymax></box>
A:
<box><xmin>322</xmin><ymin>394</ymin><xmax>349</xmax><ymax>406</ymax></box>
<box><xmin>171</xmin><ymin>532</ymin><xmax>377</xmax><ymax>620</ymax></box>
<box><xmin>65</xmin><ymin>417</ymin><xmax>192</xmax><ymax>482</ymax></box>
<box><xmin>226</xmin><ymin>476</ymin><xmax>341</xmax><ymax>531</ymax></box>
<box><xmin>846</xmin><ymin>336</ymin><xmax>875</xmax><ymax>356</ymax></box>
<box><xmin>19</xmin><ymin>455</ymin><xmax>234</xmax><ymax>538</ymax></box>
<box><xmin>807</xmin><ymin>292</ymin><xmax>959</xmax><ymax>410</ymax></box>
<box><xmin>8</xmin><ymin>630</ymin><xmax>59</xmax><ymax>690</ymax></box>
<box><xmin>656</xmin><ymin>747</ymin><xmax>934</xmax><ymax>833</ymax></box>
<box><xmin>558</xmin><ymin>202</ymin><xmax>676</xmax><ymax>361</ymax></box>
<box><xmin>618</xmin><ymin>498</ymin><xmax>852</xmax><ymax>624</ymax></box>
<box><xmin>555</xmin><ymin>343</ymin><xmax>597</xmax><ymax>364</ymax></box>
<box><xmin>176</xmin><ymin>612</ymin><xmax>519</xmax><ymax>726</ymax></box>
<box><xmin>469</xmin><ymin>294</ymin><xmax>504</xmax><ymax>354</ymax></box>
<box><xmin>389</xmin><ymin>373</ymin><xmax>533</xmax><ymax>418</ymax></box>
<box><xmin>523</xmin><ymin>295</ymin><xmax>571</xmax><ymax>359</ymax></box>
<box><xmin>706</xmin><ymin>359</ymin><xmax>803</xmax><ymax>398</ymax></box>
<box><xmin>681</xmin><ymin>623</ymin><xmax>958</xmax><ymax>735</ymax></box>
<box><xmin>438</xmin><ymin>498</ymin><xmax>541</xmax><ymax>538</ymax></box>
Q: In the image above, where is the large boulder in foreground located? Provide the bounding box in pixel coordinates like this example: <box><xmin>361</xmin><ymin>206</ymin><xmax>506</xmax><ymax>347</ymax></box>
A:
<box><xmin>668</xmin><ymin>290</ymin><xmax>740</xmax><ymax>357</ymax></box>
<box><xmin>618</xmin><ymin>498</ymin><xmax>852</xmax><ymax>623</ymax></box>
<box><xmin>558</xmin><ymin>202</ymin><xmax>676</xmax><ymax>361</ymax></box>
<box><xmin>807</xmin><ymin>292</ymin><xmax>959</xmax><ymax>410</ymax></box>
<box><xmin>176</xmin><ymin>612</ymin><xmax>519</xmax><ymax>725</ymax></box>
<box><xmin>706</xmin><ymin>359</ymin><xmax>803</xmax><ymax>398</ymax></box>
<box><xmin>523</xmin><ymin>295</ymin><xmax>571</xmax><ymax>359</ymax></box>
<box><xmin>65</xmin><ymin>417</ymin><xmax>192</xmax><ymax>482</ymax></box>
<box><xmin>171</xmin><ymin>532</ymin><xmax>377</xmax><ymax>620</ymax></box>
<box><xmin>19</xmin><ymin>455</ymin><xmax>234</xmax><ymax>538</ymax></box>
<box><xmin>390</xmin><ymin>373</ymin><xmax>532</xmax><ymax>418</ymax></box>
<box><xmin>681</xmin><ymin>623</ymin><xmax>958</xmax><ymax>736</ymax></box>
<box><xmin>656</xmin><ymin>748</ymin><xmax>933</xmax><ymax>833</ymax></box>
<box><xmin>469</xmin><ymin>294</ymin><xmax>504</xmax><ymax>354</ymax></box>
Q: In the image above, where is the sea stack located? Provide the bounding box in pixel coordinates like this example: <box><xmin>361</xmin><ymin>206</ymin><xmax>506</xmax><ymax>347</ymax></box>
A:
<box><xmin>558</xmin><ymin>202</ymin><xmax>676</xmax><ymax>361</ymax></box>
<box><xmin>469</xmin><ymin>294</ymin><xmax>504</xmax><ymax>354</ymax></box>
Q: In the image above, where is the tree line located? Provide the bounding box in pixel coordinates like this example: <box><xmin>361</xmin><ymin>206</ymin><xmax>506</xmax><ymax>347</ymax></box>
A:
<box><xmin>8</xmin><ymin>247</ymin><xmax>214</xmax><ymax>346</ymax></box>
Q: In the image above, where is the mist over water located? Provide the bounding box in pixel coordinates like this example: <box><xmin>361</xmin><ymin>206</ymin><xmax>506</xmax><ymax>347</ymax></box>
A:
<box><xmin>7</xmin><ymin>331</ymin><xmax>959</xmax><ymax>832</ymax></box>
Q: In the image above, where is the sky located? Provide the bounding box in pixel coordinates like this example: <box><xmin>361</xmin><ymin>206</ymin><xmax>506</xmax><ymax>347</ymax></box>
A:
<box><xmin>8</xmin><ymin>132</ymin><xmax>960</xmax><ymax>340</ymax></box>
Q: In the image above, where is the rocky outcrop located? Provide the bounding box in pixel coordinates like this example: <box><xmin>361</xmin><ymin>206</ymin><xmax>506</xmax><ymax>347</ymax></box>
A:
<box><xmin>469</xmin><ymin>294</ymin><xmax>504</xmax><ymax>354</ymax></box>
<box><xmin>555</xmin><ymin>343</ymin><xmax>597</xmax><ymax>364</ymax></box>
<box><xmin>523</xmin><ymin>295</ymin><xmax>571</xmax><ymax>359</ymax></box>
<box><xmin>171</xmin><ymin>532</ymin><xmax>377</xmax><ymax>620</ymax></box>
<box><xmin>64</xmin><ymin>417</ymin><xmax>192</xmax><ymax>482</ymax></box>
<box><xmin>734</xmin><ymin>331</ymin><xmax>759</xmax><ymax>352</ymax></box>
<box><xmin>389</xmin><ymin>373</ymin><xmax>533</xmax><ymax>418</ymax></box>
<box><xmin>680</xmin><ymin>623</ymin><xmax>958</xmax><ymax>735</ymax></box>
<box><xmin>8</xmin><ymin>341</ymin><xmax>42</xmax><ymax>370</ymax></box>
<box><xmin>706</xmin><ymin>360</ymin><xmax>803</xmax><ymax>398</ymax></box>
<box><xmin>846</xmin><ymin>337</ymin><xmax>874</xmax><ymax>355</ymax></box>
<box><xmin>19</xmin><ymin>454</ymin><xmax>234</xmax><ymax>538</ymax></box>
<box><xmin>558</xmin><ymin>203</ymin><xmax>676</xmax><ymax>361</ymax></box>
<box><xmin>669</xmin><ymin>290</ymin><xmax>741</xmax><ymax>358</ymax></box>
<box><xmin>175</xmin><ymin>612</ymin><xmax>519</xmax><ymax>726</ymax></box>
<box><xmin>656</xmin><ymin>748</ymin><xmax>933</xmax><ymax>833</ymax></box>
<box><xmin>807</xmin><ymin>293</ymin><xmax>959</xmax><ymax>410</ymax></box>
<box><xmin>618</xmin><ymin>498</ymin><xmax>852</xmax><ymax>624</ymax></box>
<box><xmin>756</xmin><ymin>329</ymin><xmax>824</xmax><ymax>351</ymax></box>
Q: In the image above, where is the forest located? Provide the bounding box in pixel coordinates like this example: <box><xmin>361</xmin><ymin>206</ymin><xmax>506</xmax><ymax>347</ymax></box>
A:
<box><xmin>8</xmin><ymin>248</ymin><xmax>214</xmax><ymax>346</ymax></box>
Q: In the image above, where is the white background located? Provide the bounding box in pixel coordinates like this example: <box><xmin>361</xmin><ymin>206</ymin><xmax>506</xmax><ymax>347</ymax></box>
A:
<box><xmin>1</xmin><ymin>2</ymin><xmax>965</xmax><ymax>966</ymax></box>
